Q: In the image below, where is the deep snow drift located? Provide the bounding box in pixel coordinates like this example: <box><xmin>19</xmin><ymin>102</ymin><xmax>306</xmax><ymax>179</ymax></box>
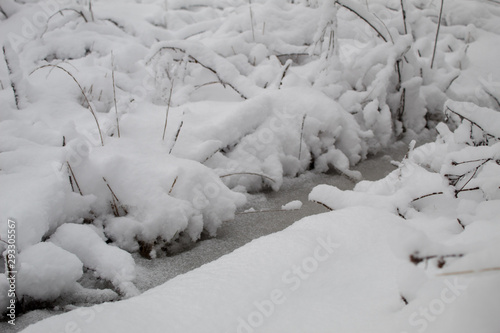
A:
<box><xmin>1</xmin><ymin>0</ymin><xmax>500</xmax><ymax>331</ymax></box>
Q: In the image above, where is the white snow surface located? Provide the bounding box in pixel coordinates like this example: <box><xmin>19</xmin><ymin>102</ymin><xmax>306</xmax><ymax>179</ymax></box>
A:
<box><xmin>20</xmin><ymin>205</ymin><xmax>500</xmax><ymax>333</ymax></box>
<box><xmin>49</xmin><ymin>224</ymin><xmax>139</xmax><ymax>298</ymax></box>
<box><xmin>281</xmin><ymin>200</ymin><xmax>302</xmax><ymax>211</ymax></box>
<box><xmin>1</xmin><ymin>0</ymin><xmax>500</xmax><ymax>330</ymax></box>
<box><xmin>17</xmin><ymin>242</ymin><xmax>83</xmax><ymax>301</ymax></box>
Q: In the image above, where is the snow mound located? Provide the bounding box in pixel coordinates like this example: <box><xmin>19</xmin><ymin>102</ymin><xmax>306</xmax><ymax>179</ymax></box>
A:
<box><xmin>281</xmin><ymin>200</ymin><xmax>303</xmax><ymax>211</ymax></box>
<box><xmin>50</xmin><ymin>224</ymin><xmax>138</xmax><ymax>298</ymax></box>
<box><xmin>19</xmin><ymin>205</ymin><xmax>500</xmax><ymax>333</ymax></box>
<box><xmin>16</xmin><ymin>242</ymin><xmax>82</xmax><ymax>302</ymax></box>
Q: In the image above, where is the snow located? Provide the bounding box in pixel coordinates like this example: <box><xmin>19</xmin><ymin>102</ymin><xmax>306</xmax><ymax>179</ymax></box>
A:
<box><xmin>1</xmin><ymin>0</ymin><xmax>500</xmax><ymax>331</ymax></box>
<box><xmin>281</xmin><ymin>200</ymin><xmax>302</xmax><ymax>211</ymax></box>
<box><xmin>18</xmin><ymin>205</ymin><xmax>500</xmax><ymax>333</ymax></box>
<box><xmin>49</xmin><ymin>224</ymin><xmax>139</xmax><ymax>298</ymax></box>
<box><xmin>17</xmin><ymin>242</ymin><xmax>82</xmax><ymax>301</ymax></box>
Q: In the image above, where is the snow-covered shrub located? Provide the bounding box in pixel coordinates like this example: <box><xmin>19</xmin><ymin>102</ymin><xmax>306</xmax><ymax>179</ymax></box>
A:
<box><xmin>311</xmin><ymin>100</ymin><xmax>500</xmax><ymax>214</ymax></box>
<box><xmin>1</xmin><ymin>0</ymin><xmax>498</xmax><ymax>314</ymax></box>
<box><xmin>50</xmin><ymin>224</ymin><xmax>139</xmax><ymax>298</ymax></box>
<box><xmin>307</xmin><ymin>101</ymin><xmax>500</xmax><ymax>332</ymax></box>
<box><xmin>16</xmin><ymin>242</ymin><xmax>83</xmax><ymax>302</ymax></box>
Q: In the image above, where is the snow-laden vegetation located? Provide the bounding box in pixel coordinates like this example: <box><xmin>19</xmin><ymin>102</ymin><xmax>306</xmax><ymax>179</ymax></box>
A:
<box><xmin>0</xmin><ymin>0</ymin><xmax>499</xmax><ymax>328</ymax></box>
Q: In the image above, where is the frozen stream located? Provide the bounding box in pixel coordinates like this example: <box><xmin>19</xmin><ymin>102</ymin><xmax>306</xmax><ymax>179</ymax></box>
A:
<box><xmin>133</xmin><ymin>143</ymin><xmax>408</xmax><ymax>292</ymax></box>
<box><xmin>2</xmin><ymin>144</ymin><xmax>407</xmax><ymax>332</ymax></box>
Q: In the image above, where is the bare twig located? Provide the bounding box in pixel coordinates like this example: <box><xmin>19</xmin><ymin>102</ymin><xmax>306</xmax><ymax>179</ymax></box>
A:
<box><xmin>148</xmin><ymin>46</ymin><xmax>248</xmax><ymax>99</ymax></box>
<box><xmin>162</xmin><ymin>82</ymin><xmax>174</xmax><ymax>141</ymax></box>
<box><xmin>298</xmin><ymin>114</ymin><xmax>307</xmax><ymax>160</ymax></box>
<box><xmin>169</xmin><ymin>120</ymin><xmax>184</xmax><ymax>154</ymax></box>
<box><xmin>400</xmin><ymin>0</ymin><xmax>407</xmax><ymax>34</ymax></box>
<box><xmin>67</xmin><ymin>162</ymin><xmax>83</xmax><ymax>196</ymax></box>
<box><xmin>220</xmin><ymin>172</ymin><xmax>276</xmax><ymax>183</ymax></box>
<box><xmin>438</xmin><ymin>266</ymin><xmax>500</xmax><ymax>276</ymax></box>
<box><xmin>42</xmin><ymin>8</ymin><xmax>88</xmax><ymax>35</ymax></box>
<box><xmin>2</xmin><ymin>46</ymin><xmax>21</xmax><ymax>109</ymax></box>
<box><xmin>169</xmin><ymin>176</ymin><xmax>178</xmax><ymax>195</ymax></box>
<box><xmin>430</xmin><ymin>0</ymin><xmax>444</xmax><ymax>69</ymax></box>
<box><xmin>455</xmin><ymin>159</ymin><xmax>491</xmax><ymax>195</ymax></box>
<box><xmin>484</xmin><ymin>89</ymin><xmax>500</xmax><ymax>109</ymax></box>
<box><xmin>397</xmin><ymin>87</ymin><xmax>406</xmax><ymax>123</ymax></box>
<box><xmin>103</xmin><ymin>177</ymin><xmax>128</xmax><ymax>216</ymax></box>
<box><xmin>445</xmin><ymin>74</ymin><xmax>459</xmax><ymax>92</ymax></box>
<box><xmin>411</xmin><ymin>191</ymin><xmax>444</xmax><ymax>202</ymax></box>
<box><xmin>336</xmin><ymin>1</ymin><xmax>388</xmax><ymax>43</ymax></box>
<box><xmin>88</xmin><ymin>0</ymin><xmax>95</xmax><ymax>22</ymax></box>
<box><xmin>31</xmin><ymin>65</ymin><xmax>104</xmax><ymax>145</ymax></box>
<box><xmin>0</xmin><ymin>6</ymin><xmax>8</xmax><ymax>19</ymax></box>
<box><xmin>236</xmin><ymin>207</ymin><xmax>301</xmax><ymax>215</ymax></box>
<box><xmin>410</xmin><ymin>252</ymin><xmax>463</xmax><ymax>267</ymax></box>
<box><xmin>111</xmin><ymin>51</ymin><xmax>120</xmax><ymax>138</ymax></box>
<box><xmin>278</xmin><ymin>60</ymin><xmax>292</xmax><ymax>89</ymax></box>
<box><xmin>311</xmin><ymin>200</ymin><xmax>333</xmax><ymax>211</ymax></box>
<box><xmin>445</xmin><ymin>106</ymin><xmax>497</xmax><ymax>138</ymax></box>
<box><xmin>248</xmin><ymin>0</ymin><xmax>255</xmax><ymax>42</ymax></box>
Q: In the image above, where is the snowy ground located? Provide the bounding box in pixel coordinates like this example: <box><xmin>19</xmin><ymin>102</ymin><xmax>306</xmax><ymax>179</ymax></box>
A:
<box><xmin>0</xmin><ymin>144</ymin><xmax>407</xmax><ymax>332</ymax></box>
<box><xmin>1</xmin><ymin>0</ymin><xmax>500</xmax><ymax>332</ymax></box>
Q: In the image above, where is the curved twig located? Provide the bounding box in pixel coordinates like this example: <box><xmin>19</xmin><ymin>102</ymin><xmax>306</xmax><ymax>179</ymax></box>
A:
<box><xmin>31</xmin><ymin>65</ymin><xmax>104</xmax><ymax>146</ymax></box>
<box><xmin>42</xmin><ymin>8</ymin><xmax>88</xmax><ymax>36</ymax></box>
<box><xmin>336</xmin><ymin>1</ymin><xmax>388</xmax><ymax>43</ymax></box>
<box><xmin>147</xmin><ymin>46</ymin><xmax>248</xmax><ymax>99</ymax></box>
<box><xmin>220</xmin><ymin>172</ymin><xmax>276</xmax><ymax>183</ymax></box>
<box><xmin>311</xmin><ymin>200</ymin><xmax>333</xmax><ymax>211</ymax></box>
<box><xmin>430</xmin><ymin>0</ymin><xmax>444</xmax><ymax>69</ymax></box>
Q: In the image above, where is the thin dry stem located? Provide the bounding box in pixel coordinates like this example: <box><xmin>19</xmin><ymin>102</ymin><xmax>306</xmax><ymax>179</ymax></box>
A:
<box><xmin>430</xmin><ymin>0</ymin><xmax>444</xmax><ymax>69</ymax></box>
<box><xmin>220</xmin><ymin>172</ymin><xmax>276</xmax><ymax>183</ymax></box>
<box><xmin>111</xmin><ymin>51</ymin><xmax>120</xmax><ymax>138</ymax></box>
<box><xmin>67</xmin><ymin>162</ymin><xmax>83</xmax><ymax>196</ymax></box>
<box><xmin>249</xmin><ymin>0</ymin><xmax>256</xmax><ymax>42</ymax></box>
<box><xmin>2</xmin><ymin>46</ymin><xmax>21</xmax><ymax>109</ymax></box>
<box><xmin>278</xmin><ymin>60</ymin><xmax>292</xmax><ymax>89</ymax></box>
<box><xmin>169</xmin><ymin>176</ymin><xmax>178</xmax><ymax>195</ymax></box>
<box><xmin>438</xmin><ymin>266</ymin><xmax>500</xmax><ymax>276</ymax></box>
<box><xmin>162</xmin><ymin>82</ymin><xmax>174</xmax><ymax>141</ymax></box>
<box><xmin>103</xmin><ymin>177</ymin><xmax>128</xmax><ymax>216</ymax></box>
<box><xmin>31</xmin><ymin>65</ymin><xmax>104</xmax><ymax>145</ymax></box>
<box><xmin>312</xmin><ymin>200</ymin><xmax>333</xmax><ymax>211</ymax></box>
<box><xmin>336</xmin><ymin>1</ymin><xmax>388</xmax><ymax>43</ymax></box>
<box><xmin>169</xmin><ymin>120</ymin><xmax>184</xmax><ymax>154</ymax></box>
<box><xmin>298</xmin><ymin>114</ymin><xmax>307</xmax><ymax>160</ymax></box>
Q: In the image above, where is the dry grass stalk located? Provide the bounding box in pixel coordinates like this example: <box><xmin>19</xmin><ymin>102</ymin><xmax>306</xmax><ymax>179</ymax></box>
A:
<box><xmin>2</xmin><ymin>46</ymin><xmax>21</xmax><ymax>109</ymax></box>
<box><xmin>169</xmin><ymin>176</ymin><xmax>178</xmax><ymax>195</ymax></box>
<box><xmin>162</xmin><ymin>82</ymin><xmax>174</xmax><ymax>140</ymax></box>
<box><xmin>438</xmin><ymin>266</ymin><xmax>500</xmax><ymax>276</ymax></box>
<box><xmin>103</xmin><ymin>177</ymin><xmax>128</xmax><ymax>216</ymax></box>
<box><xmin>220</xmin><ymin>172</ymin><xmax>276</xmax><ymax>183</ymax></box>
<box><xmin>169</xmin><ymin>120</ymin><xmax>184</xmax><ymax>154</ymax></box>
<box><xmin>298</xmin><ymin>114</ymin><xmax>307</xmax><ymax>160</ymax></box>
<box><xmin>111</xmin><ymin>51</ymin><xmax>120</xmax><ymax>138</ymax></box>
<box><xmin>31</xmin><ymin>64</ymin><xmax>104</xmax><ymax>146</ymax></box>
<box><xmin>249</xmin><ymin>0</ymin><xmax>256</xmax><ymax>42</ymax></box>
<box><xmin>430</xmin><ymin>0</ymin><xmax>444</xmax><ymax>69</ymax></box>
<box><xmin>311</xmin><ymin>200</ymin><xmax>333</xmax><ymax>211</ymax></box>
<box><xmin>67</xmin><ymin>162</ymin><xmax>83</xmax><ymax>196</ymax></box>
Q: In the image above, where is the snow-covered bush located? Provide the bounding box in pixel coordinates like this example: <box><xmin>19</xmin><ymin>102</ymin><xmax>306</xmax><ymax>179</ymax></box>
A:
<box><xmin>310</xmin><ymin>100</ymin><xmax>500</xmax><ymax>316</ymax></box>
<box><xmin>1</xmin><ymin>0</ymin><xmax>498</xmax><ymax>316</ymax></box>
<box><xmin>17</xmin><ymin>242</ymin><xmax>83</xmax><ymax>302</ymax></box>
